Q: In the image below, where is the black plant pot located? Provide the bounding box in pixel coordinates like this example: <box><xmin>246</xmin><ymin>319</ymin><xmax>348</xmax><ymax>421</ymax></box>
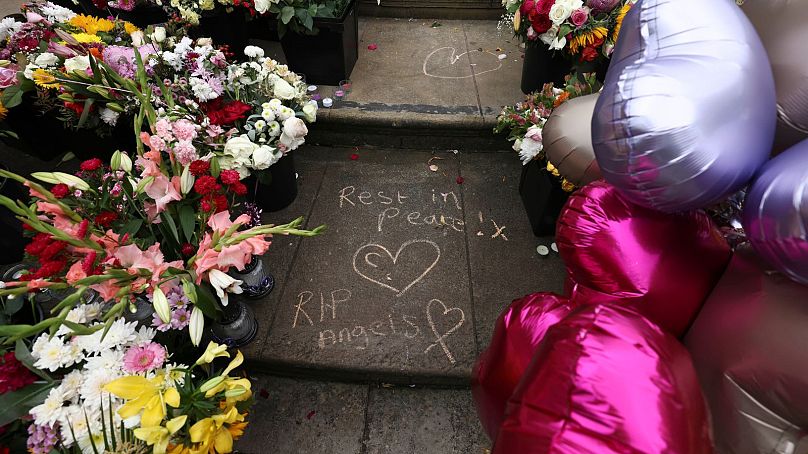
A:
<box><xmin>279</xmin><ymin>0</ymin><xmax>358</xmax><ymax>85</ymax></box>
<box><xmin>521</xmin><ymin>44</ymin><xmax>571</xmax><ymax>94</ymax></box>
<box><xmin>191</xmin><ymin>11</ymin><xmax>250</xmax><ymax>60</ymax></box>
<box><xmin>246</xmin><ymin>153</ymin><xmax>298</xmax><ymax>212</ymax></box>
<box><xmin>519</xmin><ymin>160</ymin><xmax>570</xmax><ymax>237</ymax></box>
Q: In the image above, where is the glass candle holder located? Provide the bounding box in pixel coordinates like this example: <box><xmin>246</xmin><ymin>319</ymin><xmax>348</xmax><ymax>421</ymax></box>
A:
<box><xmin>339</xmin><ymin>79</ymin><xmax>352</xmax><ymax>95</ymax></box>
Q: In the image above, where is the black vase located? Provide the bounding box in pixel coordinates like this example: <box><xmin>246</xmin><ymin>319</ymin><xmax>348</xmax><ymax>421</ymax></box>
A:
<box><xmin>279</xmin><ymin>0</ymin><xmax>358</xmax><ymax>85</ymax></box>
<box><xmin>519</xmin><ymin>160</ymin><xmax>570</xmax><ymax>237</ymax></box>
<box><xmin>246</xmin><ymin>153</ymin><xmax>298</xmax><ymax>212</ymax></box>
<box><xmin>521</xmin><ymin>44</ymin><xmax>571</xmax><ymax>94</ymax></box>
<box><xmin>191</xmin><ymin>12</ymin><xmax>249</xmax><ymax>60</ymax></box>
<box><xmin>210</xmin><ymin>299</ymin><xmax>258</xmax><ymax>347</ymax></box>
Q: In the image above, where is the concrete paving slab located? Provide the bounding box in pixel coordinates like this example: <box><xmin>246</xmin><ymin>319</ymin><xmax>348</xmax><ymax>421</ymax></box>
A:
<box><xmin>235</xmin><ymin>375</ymin><xmax>367</xmax><ymax>454</ymax></box>
<box><xmin>348</xmin><ymin>18</ymin><xmax>480</xmax><ymax>111</ymax></box>
<box><xmin>462</xmin><ymin>21</ymin><xmax>526</xmax><ymax>113</ymax></box>
<box><xmin>261</xmin><ymin>148</ymin><xmax>479</xmax><ymax>384</ymax></box>
<box><xmin>459</xmin><ymin>152</ymin><xmax>566</xmax><ymax>348</ymax></box>
<box><xmin>363</xmin><ymin>386</ymin><xmax>489</xmax><ymax>454</ymax></box>
<box><xmin>241</xmin><ymin>155</ymin><xmax>326</xmax><ymax>360</ymax></box>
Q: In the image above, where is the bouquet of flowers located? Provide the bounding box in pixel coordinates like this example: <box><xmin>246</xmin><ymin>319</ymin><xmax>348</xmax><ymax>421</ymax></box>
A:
<box><xmin>495</xmin><ymin>72</ymin><xmax>600</xmax><ymax>190</ymax></box>
<box><xmin>502</xmin><ymin>0</ymin><xmax>635</xmax><ymax>66</ymax></box>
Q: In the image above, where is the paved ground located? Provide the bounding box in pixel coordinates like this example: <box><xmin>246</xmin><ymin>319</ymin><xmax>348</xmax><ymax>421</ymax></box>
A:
<box><xmin>243</xmin><ymin>146</ymin><xmax>566</xmax><ymax>384</ymax></box>
<box><xmin>235</xmin><ymin>374</ymin><xmax>490</xmax><ymax>454</ymax></box>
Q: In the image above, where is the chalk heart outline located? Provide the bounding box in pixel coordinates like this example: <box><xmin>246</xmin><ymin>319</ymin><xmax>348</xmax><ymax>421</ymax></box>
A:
<box><xmin>426</xmin><ymin>299</ymin><xmax>465</xmax><ymax>345</ymax></box>
<box><xmin>352</xmin><ymin>239</ymin><xmax>441</xmax><ymax>297</ymax></box>
<box><xmin>422</xmin><ymin>46</ymin><xmax>503</xmax><ymax>80</ymax></box>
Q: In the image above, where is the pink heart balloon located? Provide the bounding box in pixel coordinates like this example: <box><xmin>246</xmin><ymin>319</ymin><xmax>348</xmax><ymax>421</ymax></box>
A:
<box><xmin>494</xmin><ymin>304</ymin><xmax>713</xmax><ymax>454</ymax></box>
<box><xmin>472</xmin><ymin>293</ymin><xmax>577</xmax><ymax>440</ymax></box>
<box><xmin>556</xmin><ymin>180</ymin><xmax>731</xmax><ymax>336</ymax></box>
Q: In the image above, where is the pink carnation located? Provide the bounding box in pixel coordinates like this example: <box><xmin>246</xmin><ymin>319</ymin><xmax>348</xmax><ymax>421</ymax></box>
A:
<box><xmin>173</xmin><ymin>140</ymin><xmax>198</xmax><ymax>166</ymax></box>
<box><xmin>172</xmin><ymin>119</ymin><xmax>197</xmax><ymax>142</ymax></box>
<box><xmin>122</xmin><ymin>342</ymin><xmax>166</xmax><ymax>373</ymax></box>
<box><xmin>570</xmin><ymin>8</ymin><xmax>589</xmax><ymax>27</ymax></box>
<box><xmin>155</xmin><ymin>118</ymin><xmax>173</xmax><ymax>141</ymax></box>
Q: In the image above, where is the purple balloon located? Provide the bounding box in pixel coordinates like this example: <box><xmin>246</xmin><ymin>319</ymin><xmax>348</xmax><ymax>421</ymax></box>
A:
<box><xmin>592</xmin><ymin>0</ymin><xmax>777</xmax><ymax>213</ymax></box>
<box><xmin>743</xmin><ymin>138</ymin><xmax>808</xmax><ymax>285</ymax></box>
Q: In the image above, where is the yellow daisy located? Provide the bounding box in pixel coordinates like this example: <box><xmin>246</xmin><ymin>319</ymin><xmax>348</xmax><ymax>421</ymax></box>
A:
<box><xmin>613</xmin><ymin>3</ymin><xmax>633</xmax><ymax>42</ymax></box>
<box><xmin>32</xmin><ymin>69</ymin><xmax>60</xmax><ymax>89</ymax></box>
<box><xmin>569</xmin><ymin>26</ymin><xmax>609</xmax><ymax>54</ymax></box>
<box><xmin>123</xmin><ymin>21</ymin><xmax>140</xmax><ymax>35</ymax></box>
<box><xmin>70</xmin><ymin>33</ymin><xmax>102</xmax><ymax>44</ymax></box>
<box><xmin>69</xmin><ymin>14</ymin><xmax>114</xmax><ymax>35</ymax></box>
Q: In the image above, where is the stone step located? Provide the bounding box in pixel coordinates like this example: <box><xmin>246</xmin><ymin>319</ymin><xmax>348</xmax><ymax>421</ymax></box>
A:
<box><xmin>235</xmin><ymin>373</ymin><xmax>490</xmax><ymax>454</ymax></box>
<box><xmin>358</xmin><ymin>0</ymin><xmax>503</xmax><ymax>20</ymax></box>
<box><xmin>255</xmin><ymin>17</ymin><xmax>527</xmax><ymax>151</ymax></box>
<box><xmin>240</xmin><ymin>146</ymin><xmax>566</xmax><ymax>386</ymax></box>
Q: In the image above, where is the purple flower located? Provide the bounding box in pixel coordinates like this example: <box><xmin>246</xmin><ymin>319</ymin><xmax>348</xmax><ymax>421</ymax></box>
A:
<box><xmin>171</xmin><ymin>307</ymin><xmax>191</xmax><ymax>329</ymax></box>
<box><xmin>586</xmin><ymin>0</ymin><xmax>620</xmax><ymax>13</ymax></box>
<box><xmin>27</xmin><ymin>423</ymin><xmax>59</xmax><ymax>454</ymax></box>
<box><xmin>151</xmin><ymin>311</ymin><xmax>172</xmax><ymax>332</ymax></box>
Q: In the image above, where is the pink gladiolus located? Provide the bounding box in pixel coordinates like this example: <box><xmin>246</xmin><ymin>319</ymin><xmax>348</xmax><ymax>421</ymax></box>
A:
<box><xmin>65</xmin><ymin>262</ymin><xmax>87</xmax><ymax>285</ymax></box>
<box><xmin>144</xmin><ymin>174</ymin><xmax>182</xmax><ymax>217</ymax></box>
<box><xmin>207</xmin><ymin>211</ymin><xmax>251</xmax><ymax>232</ymax></box>
<box><xmin>90</xmin><ymin>279</ymin><xmax>120</xmax><ymax>300</ymax></box>
<box><xmin>136</xmin><ymin>155</ymin><xmax>162</xmax><ymax>178</ymax></box>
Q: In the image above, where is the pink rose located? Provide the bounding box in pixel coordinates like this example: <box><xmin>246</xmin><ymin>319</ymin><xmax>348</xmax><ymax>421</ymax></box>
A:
<box><xmin>570</xmin><ymin>8</ymin><xmax>589</xmax><ymax>27</ymax></box>
<box><xmin>0</xmin><ymin>66</ymin><xmax>18</xmax><ymax>89</ymax></box>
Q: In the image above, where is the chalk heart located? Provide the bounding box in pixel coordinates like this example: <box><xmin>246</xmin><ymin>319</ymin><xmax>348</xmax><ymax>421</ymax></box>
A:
<box><xmin>422</xmin><ymin>46</ymin><xmax>502</xmax><ymax>79</ymax></box>
<box><xmin>352</xmin><ymin>239</ymin><xmax>441</xmax><ymax>297</ymax></box>
<box><xmin>427</xmin><ymin>298</ymin><xmax>465</xmax><ymax>339</ymax></box>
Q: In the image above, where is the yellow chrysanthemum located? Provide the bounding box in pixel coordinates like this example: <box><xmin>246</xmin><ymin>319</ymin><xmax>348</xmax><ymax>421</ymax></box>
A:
<box><xmin>32</xmin><ymin>69</ymin><xmax>60</xmax><ymax>89</ymax></box>
<box><xmin>613</xmin><ymin>3</ymin><xmax>633</xmax><ymax>42</ymax></box>
<box><xmin>123</xmin><ymin>21</ymin><xmax>140</xmax><ymax>35</ymax></box>
<box><xmin>70</xmin><ymin>33</ymin><xmax>102</xmax><ymax>43</ymax></box>
<box><xmin>69</xmin><ymin>14</ymin><xmax>114</xmax><ymax>35</ymax></box>
<box><xmin>0</xmin><ymin>99</ymin><xmax>8</xmax><ymax>121</ymax></box>
<box><xmin>568</xmin><ymin>26</ymin><xmax>609</xmax><ymax>54</ymax></box>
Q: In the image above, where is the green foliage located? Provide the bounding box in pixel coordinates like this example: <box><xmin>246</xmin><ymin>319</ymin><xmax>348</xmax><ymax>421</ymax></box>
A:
<box><xmin>271</xmin><ymin>0</ymin><xmax>349</xmax><ymax>37</ymax></box>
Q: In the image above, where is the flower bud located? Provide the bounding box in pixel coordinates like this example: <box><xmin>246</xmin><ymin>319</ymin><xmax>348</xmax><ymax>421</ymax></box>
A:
<box><xmin>180</xmin><ymin>165</ymin><xmax>194</xmax><ymax>195</ymax></box>
<box><xmin>189</xmin><ymin>306</ymin><xmax>204</xmax><ymax>346</ymax></box>
<box><xmin>153</xmin><ymin>287</ymin><xmax>171</xmax><ymax>324</ymax></box>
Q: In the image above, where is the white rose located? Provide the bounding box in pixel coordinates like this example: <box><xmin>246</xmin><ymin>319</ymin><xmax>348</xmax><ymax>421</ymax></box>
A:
<box><xmin>252</xmin><ymin>145</ymin><xmax>280</xmax><ymax>170</ymax></box>
<box><xmin>64</xmin><ymin>55</ymin><xmax>90</xmax><ymax>73</ymax></box>
<box><xmin>244</xmin><ymin>45</ymin><xmax>264</xmax><ymax>59</ymax></box>
<box><xmin>548</xmin><ymin>3</ymin><xmax>573</xmax><ymax>24</ymax></box>
<box><xmin>302</xmin><ymin>102</ymin><xmax>317</xmax><ymax>123</ymax></box>
<box><xmin>254</xmin><ymin>0</ymin><xmax>270</xmax><ymax>14</ymax></box>
<box><xmin>279</xmin><ymin>117</ymin><xmax>308</xmax><ymax>151</ymax></box>
<box><xmin>539</xmin><ymin>25</ymin><xmax>559</xmax><ymax>46</ymax></box>
<box><xmin>150</xmin><ymin>26</ymin><xmax>166</xmax><ymax>43</ymax></box>
<box><xmin>224</xmin><ymin>135</ymin><xmax>259</xmax><ymax>161</ymax></box>
<box><xmin>34</xmin><ymin>52</ymin><xmax>58</xmax><ymax>68</ymax></box>
<box><xmin>273</xmin><ymin>78</ymin><xmax>295</xmax><ymax>100</ymax></box>
<box><xmin>130</xmin><ymin>30</ymin><xmax>145</xmax><ymax>46</ymax></box>
<box><xmin>196</xmin><ymin>37</ymin><xmax>212</xmax><ymax>47</ymax></box>
<box><xmin>557</xmin><ymin>0</ymin><xmax>583</xmax><ymax>9</ymax></box>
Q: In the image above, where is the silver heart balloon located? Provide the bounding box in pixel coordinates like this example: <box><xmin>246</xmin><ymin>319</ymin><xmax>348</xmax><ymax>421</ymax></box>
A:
<box><xmin>592</xmin><ymin>0</ymin><xmax>777</xmax><ymax>213</ymax></box>
<box><xmin>543</xmin><ymin>93</ymin><xmax>602</xmax><ymax>188</ymax></box>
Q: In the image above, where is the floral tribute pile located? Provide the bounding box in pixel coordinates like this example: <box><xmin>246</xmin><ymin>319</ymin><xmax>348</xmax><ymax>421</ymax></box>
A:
<box><xmin>501</xmin><ymin>0</ymin><xmax>635</xmax><ymax>66</ymax></box>
<box><xmin>495</xmin><ymin>72</ymin><xmax>600</xmax><ymax>190</ymax></box>
<box><xmin>0</xmin><ymin>3</ymin><xmax>324</xmax><ymax>453</ymax></box>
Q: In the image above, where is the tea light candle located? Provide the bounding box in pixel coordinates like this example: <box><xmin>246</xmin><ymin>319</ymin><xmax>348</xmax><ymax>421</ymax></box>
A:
<box><xmin>307</xmin><ymin>85</ymin><xmax>317</xmax><ymax>92</ymax></box>
<box><xmin>322</xmin><ymin>97</ymin><xmax>333</xmax><ymax>107</ymax></box>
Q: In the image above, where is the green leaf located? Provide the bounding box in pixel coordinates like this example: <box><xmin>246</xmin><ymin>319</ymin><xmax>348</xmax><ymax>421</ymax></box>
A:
<box><xmin>120</xmin><ymin>218</ymin><xmax>143</xmax><ymax>237</ymax></box>
<box><xmin>76</xmin><ymin>98</ymin><xmax>94</xmax><ymax>128</ymax></box>
<box><xmin>194</xmin><ymin>284</ymin><xmax>221</xmax><ymax>320</ymax></box>
<box><xmin>210</xmin><ymin>157</ymin><xmax>221</xmax><ymax>178</ymax></box>
<box><xmin>2</xmin><ymin>84</ymin><xmax>24</xmax><ymax>109</ymax></box>
<box><xmin>302</xmin><ymin>14</ymin><xmax>314</xmax><ymax>30</ymax></box>
<box><xmin>179</xmin><ymin>205</ymin><xmax>196</xmax><ymax>243</ymax></box>
<box><xmin>160</xmin><ymin>212</ymin><xmax>181</xmax><ymax>245</ymax></box>
<box><xmin>281</xmin><ymin>6</ymin><xmax>295</xmax><ymax>24</ymax></box>
<box><xmin>15</xmin><ymin>339</ymin><xmax>52</xmax><ymax>382</ymax></box>
<box><xmin>0</xmin><ymin>382</ymin><xmax>55</xmax><ymax>426</ymax></box>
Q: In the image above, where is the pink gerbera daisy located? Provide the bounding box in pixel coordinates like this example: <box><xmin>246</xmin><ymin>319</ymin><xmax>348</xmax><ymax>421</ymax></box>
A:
<box><xmin>122</xmin><ymin>342</ymin><xmax>167</xmax><ymax>373</ymax></box>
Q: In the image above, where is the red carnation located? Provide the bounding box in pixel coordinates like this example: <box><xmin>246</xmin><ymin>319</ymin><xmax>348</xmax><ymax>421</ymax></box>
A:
<box><xmin>81</xmin><ymin>251</ymin><xmax>97</xmax><ymax>275</ymax></box>
<box><xmin>213</xmin><ymin>194</ymin><xmax>229</xmax><ymax>213</ymax></box>
<box><xmin>189</xmin><ymin>160</ymin><xmax>211</xmax><ymax>177</ymax></box>
<box><xmin>0</xmin><ymin>352</ymin><xmax>37</xmax><ymax>394</ymax></box>
<box><xmin>205</xmin><ymin>99</ymin><xmax>253</xmax><ymax>126</ymax></box>
<box><xmin>76</xmin><ymin>219</ymin><xmax>90</xmax><ymax>239</ymax></box>
<box><xmin>39</xmin><ymin>240</ymin><xmax>66</xmax><ymax>261</ymax></box>
<box><xmin>200</xmin><ymin>199</ymin><xmax>212</xmax><ymax>212</ymax></box>
<box><xmin>219</xmin><ymin>169</ymin><xmax>240</xmax><ymax>186</ymax></box>
<box><xmin>95</xmin><ymin>211</ymin><xmax>118</xmax><ymax>227</ymax></box>
<box><xmin>181</xmin><ymin>243</ymin><xmax>196</xmax><ymax>257</ymax></box>
<box><xmin>92</xmin><ymin>0</ymin><xmax>108</xmax><ymax>9</ymax></box>
<box><xmin>230</xmin><ymin>181</ymin><xmax>248</xmax><ymax>196</ymax></box>
<box><xmin>51</xmin><ymin>183</ymin><xmax>69</xmax><ymax>199</ymax></box>
<box><xmin>33</xmin><ymin>258</ymin><xmax>67</xmax><ymax>279</ymax></box>
<box><xmin>80</xmin><ymin>158</ymin><xmax>103</xmax><ymax>171</ymax></box>
<box><xmin>194</xmin><ymin>175</ymin><xmax>221</xmax><ymax>195</ymax></box>
<box><xmin>24</xmin><ymin>233</ymin><xmax>51</xmax><ymax>256</ymax></box>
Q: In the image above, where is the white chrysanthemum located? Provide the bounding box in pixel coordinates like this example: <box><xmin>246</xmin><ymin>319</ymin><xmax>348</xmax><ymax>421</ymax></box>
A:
<box><xmin>34</xmin><ymin>52</ymin><xmax>58</xmax><ymax>68</ymax></box>
<box><xmin>163</xmin><ymin>362</ymin><xmax>188</xmax><ymax>386</ymax></box>
<box><xmin>59</xmin><ymin>405</ymin><xmax>99</xmax><ymax>445</ymax></box>
<box><xmin>244</xmin><ymin>45</ymin><xmax>264</xmax><ymax>59</ymax></box>
<box><xmin>79</xmin><ymin>369</ymin><xmax>119</xmax><ymax>411</ymax></box>
<box><xmin>82</xmin><ymin>318</ymin><xmax>136</xmax><ymax>352</ymax></box>
<box><xmin>60</xmin><ymin>339</ymin><xmax>84</xmax><ymax>369</ymax></box>
<box><xmin>59</xmin><ymin>370</ymin><xmax>84</xmax><ymax>402</ymax></box>
<box><xmin>84</xmin><ymin>302</ymin><xmax>104</xmax><ymax>322</ymax></box>
<box><xmin>99</xmin><ymin>107</ymin><xmax>120</xmax><ymax>126</ymax></box>
<box><xmin>189</xmin><ymin>77</ymin><xmax>217</xmax><ymax>101</ymax></box>
<box><xmin>277</xmin><ymin>106</ymin><xmax>295</xmax><ymax>122</ymax></box>
<box><xmin>56</xmin><ymin>306</ymin><xmax>88</xmax><ymax>336</ymax></box>
<box><xmin>162</xmin><ymin>51</ymin><xmax>183</xmax><ymax>71</ymax></box>
<box><xmin>132</xmin><ymin>325</ymin><xmax>156</xmax><ymax>346</ymax></box>
<box><xmin>0</xmin><ymin>17</ymin><xmax>22</xmax><ymax>42</ymax></box>
<box><xmin>31</xmin><ymin>333</ymin><xmax>50</xmax><ymax>358</ymax></box>
<box><xmin>83</xmin><ymin>348</ymin><xmax>124</xmax><ymax>373</ymax></box>
<box><xmin>40</xmin><ymin>2</ymin><xmax>76</xmax><ymax>22</ymax></box>
<box><xmin>30</xmin><ymin>387</ymin><xmax>68</xmax><ymax>427</ymax></box>
<box><xmin>77</xmin><ymin>429</ymin><xmax>107</xmax><ymax>454</ymax></box>
<box><xmin>33</xmin><ymin>336</ymin><xmax>68</xmax><ymax>372</ymax></box>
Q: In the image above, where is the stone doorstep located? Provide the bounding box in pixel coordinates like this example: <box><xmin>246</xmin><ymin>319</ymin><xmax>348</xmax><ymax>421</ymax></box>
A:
<box><xmin>310</xmin><ymin>106</ymin><xmax>509</xmax><ymax>151</ymax></box>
